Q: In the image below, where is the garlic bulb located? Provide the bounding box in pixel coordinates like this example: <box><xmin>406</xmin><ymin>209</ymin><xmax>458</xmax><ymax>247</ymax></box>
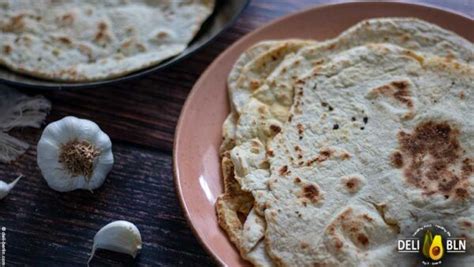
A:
<box><xmin>88</xmin><ymin>220</ymin><xmax>142</xmax><ymax>264</ymax></box>
<box><xmin>37</xmin><ymin>116</ymin><xmax>113</xmax><ymax>192</ymax></box>
<box><xmin>0</xmin><ymin>176</ymin><xmax>22</xmax><ymax>200</ymax></box>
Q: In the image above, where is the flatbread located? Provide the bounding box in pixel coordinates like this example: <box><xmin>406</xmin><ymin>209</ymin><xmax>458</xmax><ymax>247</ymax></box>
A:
<box><xmin>260</xmin><ymin>44</ymin><xmax>473</xmax><ymax>266</ymax></box>
<box><xmin>221</xmin><ymin>40</ymin><xmax>286</xmax><ymax>154</ymax></box>
<box><xmin>220</xmin><ymin>17</ymin><xmax>474</xmax><ymax>266</ymax></box>
<box><xmin>229</xmin><ymin>40</ymin><xmax>317</xmax><ymax>114</ymax></box>
<box><xmin>230</xmin><ymin>17</ymin><xmax>474</xmax><ymax>208</ymax></box>
<box><xmin>221</xmin><ymin>40</ymin><xmax>316</xmax><ymax>154</ymax></box>
<box><xmin>0</xmin><ymin>0</ymin><xmax>214</xmax><ymax>81</ymax></box>
<box><xmin>216</xmin><ymin>154</ymin><xmax>254</xmax><ymax>251</ymax></box>
<box><xmin>218</xmin><ymin>40</ymin><xmax>315</xmax><ymax>266</ymax></box>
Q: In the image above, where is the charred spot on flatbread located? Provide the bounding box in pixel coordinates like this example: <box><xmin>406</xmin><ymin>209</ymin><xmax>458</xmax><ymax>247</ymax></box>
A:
<box><xmin>395</xmin><ymin>121</ymin><xmax>472</xmax><ymax>200</ymax></box>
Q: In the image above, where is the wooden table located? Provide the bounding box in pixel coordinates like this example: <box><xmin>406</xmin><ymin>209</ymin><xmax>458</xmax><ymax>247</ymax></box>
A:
<box><xmin>0</xmin><ymin>1</ymin><xmax>472</xmax><ymax>266</ymax></box>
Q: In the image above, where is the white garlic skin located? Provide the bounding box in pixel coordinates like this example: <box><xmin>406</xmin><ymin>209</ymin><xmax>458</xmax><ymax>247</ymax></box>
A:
<box><xmin>89</xmin><ymin>220</ymin><xmax>142</xmax><ymax>263</ymax></box>
<box><xmin>0</xmin><ymin>176</ymin><xmax>22</xmax><ymax>200</ymax></box>
<box><xmin>37</xmin><ymin>116</ymin><xmax>113</xmax><ymax>192</ymax></box>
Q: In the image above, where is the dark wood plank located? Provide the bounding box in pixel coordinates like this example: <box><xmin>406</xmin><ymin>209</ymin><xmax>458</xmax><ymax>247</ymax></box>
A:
<box><xmin>0</xmin><ymin>130</ymin><xmax>214</xmax><ymax>266</ymax></box>
<box><xmin>0</xmin><ymin>1</ymin><xmax>472</xmax><ymax>266</ymax></box>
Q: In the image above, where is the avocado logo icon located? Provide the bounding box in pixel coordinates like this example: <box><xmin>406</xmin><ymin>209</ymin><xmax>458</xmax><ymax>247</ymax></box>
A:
<box><xmin>421</xmin><ymin>231</ymin><xmax>444</xmax><ymax>261</ymax></box>
<box><xmin>422</xmin><ymin>230</ymin><xmax>433</xmax><ymax>258</ymax></box>
<box><xmin>429</xmin><ymin>235</ymin><xmax>444</xmax><ymax>261</ymax></box>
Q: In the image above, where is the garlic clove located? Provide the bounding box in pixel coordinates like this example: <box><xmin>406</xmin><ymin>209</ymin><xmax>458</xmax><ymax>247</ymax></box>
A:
<box><xmin>88</xmin><ymin>220</ymin><xmax>142</xmax><ymax>264</ymax></box>
<box><xmin>0</xmin><ymin>175</ymin><xmax>22</xmax><ymax>200</ymax></box>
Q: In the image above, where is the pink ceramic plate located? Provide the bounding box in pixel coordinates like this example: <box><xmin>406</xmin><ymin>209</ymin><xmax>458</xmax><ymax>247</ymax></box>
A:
<box><xmin>174</xmin><ymin>2</ymin><xmax>473</xmax><ymax>266</ymax></box>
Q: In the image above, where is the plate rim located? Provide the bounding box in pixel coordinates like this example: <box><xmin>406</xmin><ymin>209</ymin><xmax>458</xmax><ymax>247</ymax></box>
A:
<box><xmin>0</xmin><ymin>0</ymin><xmax>250</xmax><ymax>90</ymax></box>
<box><xmin>173</xmin><ymin>1</ymin><xmax>473</xmax><ymax>265</ymax></box>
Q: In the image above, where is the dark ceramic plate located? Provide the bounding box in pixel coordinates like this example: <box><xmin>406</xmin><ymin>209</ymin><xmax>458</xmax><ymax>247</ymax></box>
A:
<box><xmin>0</xmin><ymin>0</ymin><xmax>249</xmax><ymax>89</ymax></box>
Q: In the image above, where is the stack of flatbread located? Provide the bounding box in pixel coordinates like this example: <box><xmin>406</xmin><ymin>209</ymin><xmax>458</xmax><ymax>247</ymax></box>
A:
<box><xmin>217</xmin><ymin>18</ymin><xmax>473</xmax><ymax>266</ymax></box>
<box><xmin>0</xmin><ymin>0</ymin><xmax>214</xmax><ymax>81</ymax></box>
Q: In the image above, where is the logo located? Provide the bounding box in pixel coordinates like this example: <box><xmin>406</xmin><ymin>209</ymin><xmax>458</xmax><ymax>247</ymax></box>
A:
<box><xmin>398</xmin><ymin>224</ymin><xmax>466</xmax><ymax>265</ymax></box>
<box><xmin>421</xmin><ymin>230</ymin><xmax>443</xmax><ymax>261</ymax></box>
